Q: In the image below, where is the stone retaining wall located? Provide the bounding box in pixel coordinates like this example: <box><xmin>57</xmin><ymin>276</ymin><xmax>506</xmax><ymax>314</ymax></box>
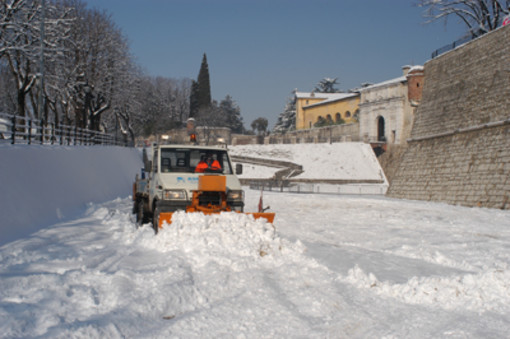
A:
<box><xmin>387</xmin><ymin>25</ymin><xmax>510</xmax><ymax>209</ymax></box>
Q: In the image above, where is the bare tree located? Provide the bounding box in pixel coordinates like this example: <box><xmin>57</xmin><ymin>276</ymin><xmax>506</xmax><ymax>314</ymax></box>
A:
<box><xmin>135</xmin><ymin>75</ymin><xmax>191</xmax><ymax>137</ymax></box>
<box><xmin>0</xmin><ymin>0</ymin><xmax>192</xmax><ymax>143</ymax></box>
<box><xmin>0</xmin><ymin>63</ymin><xmax>17</xmax><ymax>113</ymax></box>
<box><xmin>1</xmin><ymin>0</ymin><xmax>61</xmax><ymax>117</ymax></box>
<box><xmin>0</xmin><ymin>0</ymin><xmax>25</xmax><ymax>59</ymax></box>
<box><xmin>1</xmin><ymin>0</ymin><xmax>71</xmax><ymax>120</ymax></box>
<box><xmin>417</xmin><ymin>0</ymin><xmax>510</xmax><ymax>36</ymax></box>
<box><xmin>71</xmin><ymin>7</ymin><xmax>126</xmax><ymax>130</ymax></box>
<box><xmin>110</xmin><ymin>62</ymin><xmax>144</xmax><ymax>145</ymax></box>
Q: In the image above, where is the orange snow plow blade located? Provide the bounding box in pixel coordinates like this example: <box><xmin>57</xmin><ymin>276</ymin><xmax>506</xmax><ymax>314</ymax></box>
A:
<box><xmin>157</xmin><ymin>211</ymin><xmax>275</xmax><ymax>228</ymax></box>
<box><xmin>158</xmin><ymin>212</ymin><xmax>174</xmax><ymax>228</ymax></box>
<box><xmin>245</xmin><ymin>212</ymin><xmax>275</xmax><ymax>223</ymax></box>
<box><xmin>156</xmin><ymin>175</ymin><xmax>275</xmax><ymax>229</ymax></box>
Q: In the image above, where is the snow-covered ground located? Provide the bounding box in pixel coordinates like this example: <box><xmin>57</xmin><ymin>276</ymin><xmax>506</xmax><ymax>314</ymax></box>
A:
<box><xmin>1</xmin><ymin>144</ymin><xmax>510</xmax><ymax>338</ymax></box>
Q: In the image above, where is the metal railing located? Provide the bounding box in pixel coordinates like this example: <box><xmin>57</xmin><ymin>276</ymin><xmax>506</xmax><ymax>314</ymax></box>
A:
<box><xmin>431</xmin><ymin>34</ymin><xmax>479</xmax><ymax>59</ymax></box>
<box><xmin>248</xmin><ymin>180</ymin><xmax>388</xmax><ymax>196</ymax></box>
<box><xmin>0</xmin><ymin>112</ymin><xmax>126</xmax><ymax>146</ymax></box>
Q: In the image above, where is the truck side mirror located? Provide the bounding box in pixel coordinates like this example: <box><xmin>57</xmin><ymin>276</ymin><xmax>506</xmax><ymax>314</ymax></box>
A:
<box><xmin>235</xmin><ymin>163</ymin><xmax>243</xmax><ymax>175</ymax></box>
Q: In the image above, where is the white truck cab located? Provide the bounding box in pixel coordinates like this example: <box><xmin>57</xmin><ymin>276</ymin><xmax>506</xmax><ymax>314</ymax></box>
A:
<box><xmin>134</xmin><ymin>143</ymin><xmax>244</xmax><ymax>230</ymax></box>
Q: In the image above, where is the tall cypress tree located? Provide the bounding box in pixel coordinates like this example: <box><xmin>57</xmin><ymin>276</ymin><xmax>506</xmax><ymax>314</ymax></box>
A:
<box><xmin>189</xmin><ymin>53</ymin><xmax>212</xmax><ymax>119</ymax></box>
<box><xmin>189</xmin><ymin>80</ymin><xmax>199</xmax><ymax>117</ymax></box>
<box><xmin>196</xmin><ymin>53</ymin><xmax>211</xmax><ymax>108</ymax></box>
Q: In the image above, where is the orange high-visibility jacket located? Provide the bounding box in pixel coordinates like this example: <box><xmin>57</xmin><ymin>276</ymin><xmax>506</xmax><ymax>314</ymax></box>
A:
<box><xmin>195</xmin><ymin>160</ymin><xmax>221</xmax><ymax>173</ymax></box>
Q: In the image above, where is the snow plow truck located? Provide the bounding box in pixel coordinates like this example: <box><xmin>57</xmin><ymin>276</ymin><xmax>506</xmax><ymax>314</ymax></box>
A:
<box><xmin>133</xmin><ymin>143</ymin><xmax>275</xmax><ymax>233</ymax></box>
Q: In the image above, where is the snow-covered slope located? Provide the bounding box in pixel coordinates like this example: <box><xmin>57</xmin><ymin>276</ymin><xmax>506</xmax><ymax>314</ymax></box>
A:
<box><xmin>230</xmin><ymin>143</ymin><xmax>384</xmax><ymax>181</ymax></box>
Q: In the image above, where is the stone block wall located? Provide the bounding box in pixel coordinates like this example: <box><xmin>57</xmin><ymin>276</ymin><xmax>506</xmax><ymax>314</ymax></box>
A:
<box><xmin>410</xmin><ymin>27</ymin><xmax>510</xmax><ymax>138</ymax></box>
<box><xmin>387</xmin><ymin>25</ymin><xmax>510</xmax><ymax>209</ymax></box>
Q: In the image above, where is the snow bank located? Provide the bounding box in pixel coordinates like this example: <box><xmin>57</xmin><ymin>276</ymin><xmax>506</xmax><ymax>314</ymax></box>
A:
<box><xmin>341</xmin><ymin>264</ymin><xmax>510</xmax><ymax>313</ymax></box>
<box><xmin>0</xmin><ymin>145</ymin><xmax>142</xmax><ymax>245</ymax></box>
<box><xmin>146</xmin><ymin>211</ymin><xmax>306</xmax><ymax>261</ymax></box>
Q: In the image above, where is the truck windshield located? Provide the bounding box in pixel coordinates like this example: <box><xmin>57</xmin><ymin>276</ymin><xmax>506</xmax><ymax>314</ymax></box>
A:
<box><xmin>160</xmin><ymin>148</ymin><xmax>233</xmax><ymax>174</ymax></box>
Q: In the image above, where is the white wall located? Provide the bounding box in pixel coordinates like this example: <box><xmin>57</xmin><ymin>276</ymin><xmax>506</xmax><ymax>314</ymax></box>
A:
<box><xmin>0</xmin><ymin>145</ymin><xmax>142</xmax><ymax>246</ymax></box>
<box><xmin>359</xmin><ymin>81</ymin><xmax>408</xmax><ymax>144</ymax></box>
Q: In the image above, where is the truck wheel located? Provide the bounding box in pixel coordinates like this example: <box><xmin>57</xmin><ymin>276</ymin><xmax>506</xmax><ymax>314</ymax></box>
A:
<box><xmin>136</xmin><ymin>201</ymin><xmax>144</xmax><ymax>228</ymax></box>
<box><xmin>153</xmin><ymin>205</ymin><xmax>160</xmax><ymax>234</ymax></box>
<box><xmin>132</xmin><ymin>199</ymin><xmax>137</xmax><ymax>214</ymax></box>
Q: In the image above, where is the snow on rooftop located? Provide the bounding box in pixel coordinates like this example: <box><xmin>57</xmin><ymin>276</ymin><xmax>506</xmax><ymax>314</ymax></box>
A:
<box><xmin>357</xmin><ymin>75</ymin><xmax>407</xmax><ymax>92</ymax></box>
<box><xmin>294</xmin><ymin>91</ymin><xmax>359</xmax><ymax>109</ymax></box>
<box><xmin>295</xmin><ymin>91</ymin><xmax>356</xmax><ymax>100</ymax></box>
<box><xmin>355</xmin><ymin>65</ymin><xmax>423</xmax><ymax>92</ymax></box>
<box><xmin>409</xmin><ymin>65</ymin><xmax>424</xmax><ymax>72</ymax></box>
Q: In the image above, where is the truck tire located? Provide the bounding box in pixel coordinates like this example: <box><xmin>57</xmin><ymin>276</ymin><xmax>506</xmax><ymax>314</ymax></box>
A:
<box><xmin>136</xmin><ymin>201</ymin><xmax>145</xmax><ymax>228</ymax></box>
<box><xmin>132</xmin><ymin>199</ymin><xmax>137</xmax><ymax>215</ymax></box>
<box><xmin>153</xmin><ymin>204</ymin><xmax>161</xmax><ymax>234</ymax></box>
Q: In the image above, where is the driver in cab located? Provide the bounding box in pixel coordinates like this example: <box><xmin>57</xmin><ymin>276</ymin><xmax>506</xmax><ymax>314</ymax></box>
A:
<box><xmin>195</xmin><ymin>153</ymin><xmax>221</xmax><ymax>173</ymax></box>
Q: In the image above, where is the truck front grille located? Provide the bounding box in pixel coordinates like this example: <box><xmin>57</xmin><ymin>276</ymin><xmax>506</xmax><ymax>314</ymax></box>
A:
<box><xmin>198</xmin><ymin>192</ymin><xmax>221</xmax><ymax>206</ymax></box>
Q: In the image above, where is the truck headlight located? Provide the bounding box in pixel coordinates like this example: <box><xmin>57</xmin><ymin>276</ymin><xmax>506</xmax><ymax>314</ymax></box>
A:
<box><xmin>227</xmin><ymin>190</ymin><xmax>244</xmax><ymax>202</ymax></box>
<box><xmin>162</xmin><ymin>189</ymin><xmax>187</xmax><ymax>200</ymax></box>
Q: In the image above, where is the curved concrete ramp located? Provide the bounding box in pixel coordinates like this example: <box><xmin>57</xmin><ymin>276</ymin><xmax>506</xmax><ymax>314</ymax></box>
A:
<box><xmin>229</xmin><ymin>143</ymin><xmax>387</xmax><ymax>194</ymax></box>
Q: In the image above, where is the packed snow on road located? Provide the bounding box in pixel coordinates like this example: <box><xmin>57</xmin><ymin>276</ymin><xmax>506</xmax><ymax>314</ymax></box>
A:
<box><xmin>1</xmin><ymin>144</ymin><xmax>509</xmax><ymax>337</ymax></box>
<box><xmin>1</xmin><ymin>191</ymin><xmax>509</xmax><ymax>338</ymax></box>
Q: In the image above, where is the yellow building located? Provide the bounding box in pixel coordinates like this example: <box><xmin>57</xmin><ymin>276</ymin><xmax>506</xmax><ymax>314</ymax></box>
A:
<box><xmin>295</xmin><ymin>91</ymin><xmax>360</xmax><ymax>130</ymax></box>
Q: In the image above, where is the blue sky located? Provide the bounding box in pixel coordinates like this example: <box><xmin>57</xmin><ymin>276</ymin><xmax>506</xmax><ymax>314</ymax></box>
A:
<box><xmin>84</xmin><ymin>0</ymin><xmax>467</xmax><ymax>128</ymax></box>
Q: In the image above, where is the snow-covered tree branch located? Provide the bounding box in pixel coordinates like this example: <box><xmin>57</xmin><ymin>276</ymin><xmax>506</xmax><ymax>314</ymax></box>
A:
<box><xmin>417</xmin><ymin>0</ymin><xmax>510</xmax><ymax>35</ymax></box>
<box><xmin>0</xmin><ymin>0</ymin><xmax>200</xmax><ymax>144</ymax></box>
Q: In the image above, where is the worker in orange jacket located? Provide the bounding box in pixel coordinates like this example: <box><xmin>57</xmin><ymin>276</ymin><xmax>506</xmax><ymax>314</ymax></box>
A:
<box><xmin>195</xmin><ymin>154</ymin><xmax>221</xmax><ymax>173</ymax></box>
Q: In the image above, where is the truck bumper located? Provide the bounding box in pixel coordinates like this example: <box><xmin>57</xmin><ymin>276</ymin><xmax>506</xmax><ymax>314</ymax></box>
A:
<box><xmin>155</xmin><ymin>200</ymin><xmax>190</xmax><ymax>212</ymax></box>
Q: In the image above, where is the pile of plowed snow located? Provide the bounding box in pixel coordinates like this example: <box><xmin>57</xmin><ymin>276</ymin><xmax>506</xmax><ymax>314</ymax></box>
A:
<box><xmin>139</xmin><ymin>211</ymin><xmax>305</xmax><ymax>263</ymax></box>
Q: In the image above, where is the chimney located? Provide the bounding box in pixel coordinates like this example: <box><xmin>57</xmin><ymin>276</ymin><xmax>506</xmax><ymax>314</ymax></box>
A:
<box><xmin>402</xmin><ymin>65</ymin><xmax>411</xmax><ymax>76</ymax></box>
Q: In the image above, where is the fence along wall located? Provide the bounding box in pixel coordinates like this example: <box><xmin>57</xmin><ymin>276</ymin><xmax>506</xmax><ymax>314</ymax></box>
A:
<box><xmin>387</xmin><ymin>25</ymin><xmax>510</xmax><ymax>209</ymax></box>
<box><xmin>0</xmin><ymin>112</ymin><xmax>124</xmax><ymax>146</ymax></box>
<box><xmin>232</xmin><ymin>123</ymin><xmax>360</xmax><ymax>146</ymax></box>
